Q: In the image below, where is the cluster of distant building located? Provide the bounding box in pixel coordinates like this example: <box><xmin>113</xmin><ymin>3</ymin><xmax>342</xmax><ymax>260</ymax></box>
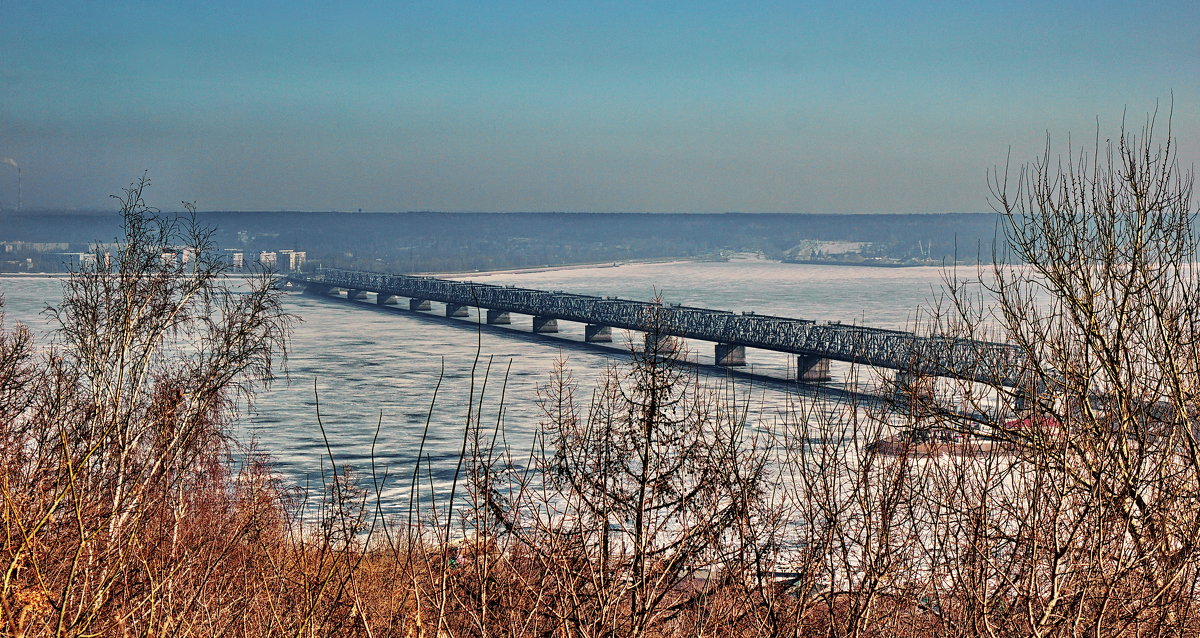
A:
<box><xmin>219</xmin><ymin>248</ymin><xmax>307</xmax><ymax>271</ymax></box>
<box><xmin>0</xmin><ymin>241</ymin><xmax>307</xmax><ymax>273</ymax></box>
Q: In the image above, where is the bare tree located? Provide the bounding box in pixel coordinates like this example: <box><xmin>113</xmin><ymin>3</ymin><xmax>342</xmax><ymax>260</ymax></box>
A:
<box><xmin>918</xmin><ymin>106</ymin><xmax>1200</xmax><ymax>635</ymax></box>
<box><xmin>480</xmin><ymin>308</ymin><xmax>770</xmax><ymax>637</ymax></box>
<box><xmin>0</xmin><ymin>175</ymin><xmax>293</xmax><ymax>636</ymax></box>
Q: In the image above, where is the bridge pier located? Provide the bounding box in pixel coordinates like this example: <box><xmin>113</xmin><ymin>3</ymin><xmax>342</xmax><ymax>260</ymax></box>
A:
<box><xmin>714</xmin><ymin>343</ymin><xmax>746</xmax><ymax>366</ymax></box>
<box><xmin>346</xmin><ymin>289</ymin><xmax>369</xmax><ymax>300</ymax></box>
<box><xmin>532</xmin><ymin>316</ymin><xmax>559</xmax><ymax>333</ymax></box>
<box><xmin>796</xmin><ymin>355</ymin><xmax>832</xmax><ymax>382</ymax></box>
<box><xmin>584</xmin><ymin>324</ymin><xmax>612</xmax><ymax>342</ymax></box>
<box><xmin>644</xmin><ymin>332</ymin><xmax>680</xmax><ymax>358</ymax></box>
<box><xmin>891</xmin><ymin>371</ymin><xmax>938</xmax><ymax>418</ymax></box>
<box><xmin>304</xmin><ymin>283</ymin><xmax>335</xmax><ymax>296</ymax></box>
<box><xmin>376</xmin><ymin>294</ymin><xmax>399</xmax><ymax>305</ymax></box>
<box><xmin>892</xmin><ymin>370</ymin><xmax>936</xmax><ymax>402</ymax></box>
<box><xmin>486</xmin><ymin>310</ymin><xmax>511</xmax><ymax>325</ymax></box>
<box><xmin>1011</xmin><ymin>373</ymin><xmax>1044</xmax><ymax>414</ymax></box>
<box><xmin>446</xmin><ymin>303</ymin><xmax>470</xmax><ymax>318</ymax></box>
<box><xmin>1014</xmin><ymin>391</ymin><xmax>1028</xmax><ymax>413</ymax></box>
<box><xmin>409</xmin><ymin>299</ymin><xmax>432</xmax><ymax>311</ymax></box>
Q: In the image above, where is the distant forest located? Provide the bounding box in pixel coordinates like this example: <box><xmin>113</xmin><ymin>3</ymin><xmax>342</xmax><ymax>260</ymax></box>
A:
<box><xmin>1</xmin><ymin>210</ymin><xmax>1006</xmax><ymax>273</ymax></box>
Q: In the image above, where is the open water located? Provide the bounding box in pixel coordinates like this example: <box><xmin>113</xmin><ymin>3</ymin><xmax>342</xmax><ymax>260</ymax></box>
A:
<box><xmin>0</xmin><ymin>259</ymin><xmax>955</xmax><ymax>510</ymax></box>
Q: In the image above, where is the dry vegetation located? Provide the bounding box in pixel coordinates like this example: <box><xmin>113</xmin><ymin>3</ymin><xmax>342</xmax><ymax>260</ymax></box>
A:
<box><xmin>4</xmin><ymin>113</ymin><xmax>1200</xmax><ymax>637</ymax></box>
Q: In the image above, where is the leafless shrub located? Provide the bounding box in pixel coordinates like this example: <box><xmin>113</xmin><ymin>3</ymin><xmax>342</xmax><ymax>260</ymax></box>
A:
<box><xmin>0</xmin><ymin>175</ymin><xmax>298</xmax><ymax>636</ymax></box>
<box><xmin>474</xmin><ymin>308</ymin><xmax>771</xmax><ymax>637</ymax></box>
<box><xmin>878</xmin><ymin>105</ymin><xmax>1200</xmax><ymax>637</ymax></box>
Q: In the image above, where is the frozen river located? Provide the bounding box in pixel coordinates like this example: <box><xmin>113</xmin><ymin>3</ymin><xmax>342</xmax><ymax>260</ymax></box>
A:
<box><xmin>1</xmin><ymin>259</ymin><xmax>955</xmax><ymax>510</ymax></box>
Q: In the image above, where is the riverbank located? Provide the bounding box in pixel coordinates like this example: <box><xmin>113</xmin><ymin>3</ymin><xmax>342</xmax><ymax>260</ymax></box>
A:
<box><xmin>781</xmin><ymin>257</ymin><xmax>954</xmax><ymax>268</ymax></box>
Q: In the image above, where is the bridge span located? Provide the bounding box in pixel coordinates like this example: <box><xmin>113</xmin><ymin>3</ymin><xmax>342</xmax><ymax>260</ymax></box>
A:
<box><xmin>284</xmin><ymin>268</ymin><xmax>1024</xmax><ymax>387</ymax></box>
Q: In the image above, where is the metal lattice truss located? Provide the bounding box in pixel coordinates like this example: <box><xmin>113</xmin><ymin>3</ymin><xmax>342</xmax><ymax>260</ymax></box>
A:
<box><xmin>293</xmin><ymin>268</ymin><xmax>1025</xmax><ymax>386</ymax></box>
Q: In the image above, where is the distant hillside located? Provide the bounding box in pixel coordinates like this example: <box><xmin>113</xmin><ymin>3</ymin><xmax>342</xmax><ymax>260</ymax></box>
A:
<box><xmin>1</xmin><ymin>211</ymin><xmax>1004</xmax><ymax>273</ymax></box>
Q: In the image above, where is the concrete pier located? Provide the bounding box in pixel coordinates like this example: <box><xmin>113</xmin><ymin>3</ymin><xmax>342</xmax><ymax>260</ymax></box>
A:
<box><xmin>714</xmin><ymin>343</ymin><xmax>746</xmax><ymax>366</ymax></box>
<box><xmin>377</xmin><ymin>294</ymin><xmax>400</xmax><ymax>305</ymax></box>
<box><xmin>347</xmin><ymin>289</ymin><xmax>369</xmax><ymax>300</ymax></box>
<box><xmin>409</xmin><ymin>299</ymin><xmax>431</xmax><ymax>311</ymax></box>
<box><xmin>797</xmin><ymin>355</ymin><xmax>832</xmax><ymax>382</ymax></box>
<box><xmin>305</xmin><ymin>283</ymin><xmax>335</xmax><ymax>296</ymax></box>
<box><xmin>446</xmin><ymin>303</ymin><xmax>470</xmax><ymax>318</ymax></box>
<box><xmin>644</xmin><ymin>332</ymin><xmax>680</xmax><ymax>358</ymax></box>
<box><xmin>532</xmin><ymin>316</ymin><xmax>559</xmax><ymax>333</ymax></box>
<box><xmin>893</xmin><ymin>370</ymin><xmax>934</xmax><ymax>402</ymax></box>
<box><xmin>584</xmin><ymin>324</ymin><xmax>612</xmax><ymax>342</ymax></box>
<box><xmin>486</xmin><ymin>309</ymin><xmax>511</xmax><ymax>325</ymax></box>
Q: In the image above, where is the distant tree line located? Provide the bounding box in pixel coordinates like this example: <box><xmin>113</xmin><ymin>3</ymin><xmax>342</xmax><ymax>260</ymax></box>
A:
<box><xmin>0</xmin><ymin>211</ymin><xmax>1002</xmax><ymax>273</ymax></box>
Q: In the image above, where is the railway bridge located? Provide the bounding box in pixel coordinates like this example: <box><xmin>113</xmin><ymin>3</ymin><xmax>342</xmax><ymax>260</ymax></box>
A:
<box><xmin>284</xmin><ymin>268</ymin><xmax>1024</xmax><ymax>387</ymax></box>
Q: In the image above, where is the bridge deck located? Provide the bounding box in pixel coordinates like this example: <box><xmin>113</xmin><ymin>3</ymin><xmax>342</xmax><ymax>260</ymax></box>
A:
<box><xmin>289</xmin><ymin>269</ymin><xmax>1023</xmax><ymax>386</ymax></box>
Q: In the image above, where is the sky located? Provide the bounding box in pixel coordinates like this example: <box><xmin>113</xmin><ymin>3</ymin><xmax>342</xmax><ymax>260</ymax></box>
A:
<box><xmin>1</xmin><ymin>1</ymin><xmax>1198</xmax><ymax>213</ymax></box>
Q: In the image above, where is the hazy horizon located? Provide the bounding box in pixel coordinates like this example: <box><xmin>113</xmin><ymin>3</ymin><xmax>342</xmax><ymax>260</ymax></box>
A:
<box><xmin>1</xmin><ymin>207</ymin><xmax>998</xmax><ymax>216</ymax></box>
<box><xmin>2</xmin><ymin>2</ymin><xmax>1198</xmax><ymax>214</ymax></box>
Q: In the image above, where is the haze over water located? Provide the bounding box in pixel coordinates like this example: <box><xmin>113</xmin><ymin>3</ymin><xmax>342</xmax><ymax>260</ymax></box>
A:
<box><xmin>0</xmin><ymin>260</ymin><xmax>953</xmax><ymax>510</ymax></box>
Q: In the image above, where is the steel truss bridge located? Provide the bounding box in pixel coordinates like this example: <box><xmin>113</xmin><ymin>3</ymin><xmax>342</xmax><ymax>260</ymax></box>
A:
<box><xmin>286</xmin><ymin>268</ymin><xmax>1024</xmax><ymax>386</ymax></box>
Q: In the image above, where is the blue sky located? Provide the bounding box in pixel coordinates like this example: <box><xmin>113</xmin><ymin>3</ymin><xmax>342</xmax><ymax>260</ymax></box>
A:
<box><xmin>1</xmin><ymin>1</ymin><xmax>1197</xmax><ymax>212</ymax></box>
